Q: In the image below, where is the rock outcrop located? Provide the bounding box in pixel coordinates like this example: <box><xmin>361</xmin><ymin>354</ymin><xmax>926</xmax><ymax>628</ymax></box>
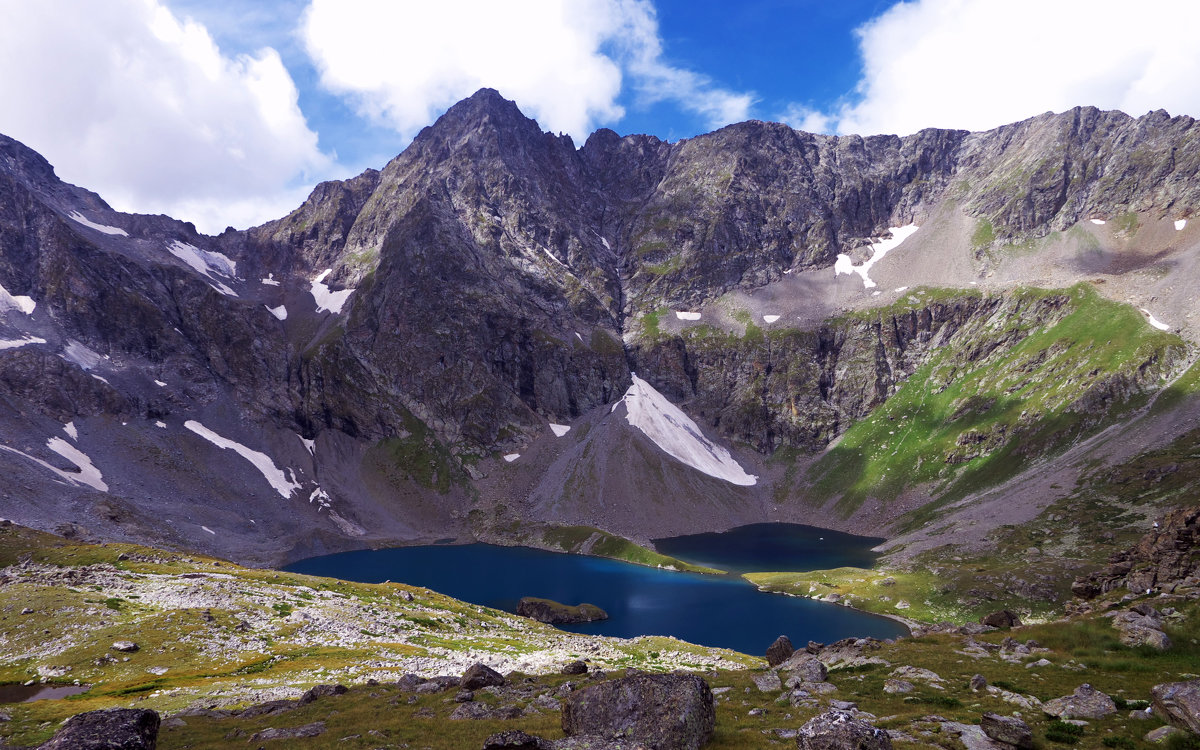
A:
<box><xmin>1043</xmin><ymin>683</ymin><xmax>1118</xmax><ymax>720</ymax></box>
<box><xmin>796</xmin><ymin>710</ymin><xmax>892</xmax><ymax>750</ymax></box>
<box><xmin>1073</xmin><ymin>505</ymin><xmax>1200</xmax><ymax>598</ymax></box>
<box><xmin>1151</xmin><ymin>680</ymin><xmax>1200</xmax><ymax>735</ymax></box>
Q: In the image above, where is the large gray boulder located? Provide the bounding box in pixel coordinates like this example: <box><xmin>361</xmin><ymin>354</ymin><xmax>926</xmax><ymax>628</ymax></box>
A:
<box><xmin>562</xmin><ymin>672</ymin><xmax>714</xmax><ymax>750</ymax></box>
<box><xmin>461</xmin><ymin>663</ymin><xmax>507</xmax><ymax>691</ymax></box>
<box><xmin>796</xmin><ymin>710</ymin><xmax>892</xmax><ymax>750</ymax></box>
<box><xmin>1043</xmin><ymin>683</ymin><xmax>1117</xmax><ymax>720</ymax></box>
<box><xmin>780</xmin><ymin>653</ymin><xmax>828</xmax><ymax>683</ymax></box>
<box><xmin>980</xmin><ymin>713</ymin><xmax>1034</xmax><ymax>749</ymax></box>
<box><xmin>1152</xmin><ymin>680</ymin><xmax>1200</xmax><ymax>735</ymax></box>
<box><xmin>39</xmin><ymin>708</ymin><xmax>160</xmax><ymax>750</ymax></box>
<box><xmin>767</xmin><ymin>635</ymin><xmax>795</xmax><ymax>667</ymax></box>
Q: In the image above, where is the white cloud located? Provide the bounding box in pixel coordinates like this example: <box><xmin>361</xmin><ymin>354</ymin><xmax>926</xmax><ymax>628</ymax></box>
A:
<box><xmin>301</xmin><ymin>0</ymin><xmax>754</xmax><ymax>143</ymax></box>
<box><xmin>793</xmin><ymin>0</ymin><xmax>1200</xmax><ymax>136</ymax></box>
<box><xmin>0</xmin><ymin>0</ymin><xmax>331</xmax><ymax>233</ymax></box>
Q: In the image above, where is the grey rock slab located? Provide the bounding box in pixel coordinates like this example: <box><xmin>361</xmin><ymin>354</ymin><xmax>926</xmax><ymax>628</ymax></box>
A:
<box><xmin>796</xmin><ymin>710</ymin><xmax>892</xmax><ymax>750</ymax></box>
<box><xmin>562</xmin><ymin>672</ymin><xmax>714</xmax><ymax>750</ymax></box>
<box><xmin>1043</xmin><ymin>683</ymin><xmax>1117</xmax><ymax>720</ymax></box>
<box><xmin>39</xmin><ymin>708</ymin><xmax>160</xmax><ymax>750</ymax></box>
<box><xmin>1152</xmin><ymin>679</ymin><xmax>1200</xmax><ymax>734</ymax></box>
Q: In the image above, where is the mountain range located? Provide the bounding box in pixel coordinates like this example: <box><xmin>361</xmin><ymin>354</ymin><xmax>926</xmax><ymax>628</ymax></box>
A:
<box><xmin>1</xmin><ymin>89</ymin><xmax>1198</xmax><ymax>615</ymax></box>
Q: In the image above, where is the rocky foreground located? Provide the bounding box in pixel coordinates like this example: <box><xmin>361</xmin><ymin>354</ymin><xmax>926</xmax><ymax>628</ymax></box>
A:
<box><xmin>0</xmin><ymin>508</ymin><xmax>1198</xmax><ymax>748</ymax></box>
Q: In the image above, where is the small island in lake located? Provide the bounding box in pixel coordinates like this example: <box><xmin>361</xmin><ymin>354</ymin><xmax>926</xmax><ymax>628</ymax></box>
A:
<box><xmin>517</xmin><ymin>596</ymin><xmax>609</xmax><ymax>624</ymax></box>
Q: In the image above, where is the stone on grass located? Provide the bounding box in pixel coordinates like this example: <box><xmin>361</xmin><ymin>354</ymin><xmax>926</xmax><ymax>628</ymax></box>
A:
<box><xmin>483</xmin><ymin>730</ymin><xmax>551</xmax><ymax>749</ymax></box>
<box><xmin>980</xmin><ymin>610</ymin><xmax>1022</xmax><ymax>629</ymax></box>
<box><xmin>1151</xmin><ymin>679</ymin><xmax>1200</xmax><ymax>735</ymax></box>
<box><xmin>980</xmin><ymin>713</ymin><xmax>1033</xmax><ymax>749</ymax></box>
<box><xmin>796</xmin><ymin>710</ymin><xmax>892</xmax><ymax>750</ymax></box>
<box><xmin>969</xmin><ymin>674</ymin><xmax>987</xmax><ymax>691</ymax></box>
<box><xmin>111</xmin><ymin>640</ymin><xmax>139</xmax><ymax>652</ymax></box>
<box><xmin>882</xmin><ymin>679</ymin><xmax>913</xmax><ymax>694</ymax></box>
<box><xmin>753</xmin><ymin>672</ymin><xmax>783</xmax><ymax>693</ymax></box>
<box><xmin>1145</xmin><ymin>726</ymin><xmax>1184</xmax><ymax>743</ymax></box>
<box><xmin>298</xmin><ymin>683</ymin><xmax>346</xmax><ymax>705</ymax></box>
<box><xmin>562</xmin><ymin>672</ymin><xmax>714</xmax><ymax>750</ymax></box>
<box><xmin>563</xmin><ymin>660</ymin><xmax>589</xmax><ymax>676</ymax></box>
<box><xmin>40</xmin><ymin>708</ymin><xmax>160</xmax><ymax>750</ymax></box>
<box><xmin>249</xmin><ymin>721</ymin><xmax>326</xmax><ymax>742</ymax></box>
<box><xmin>1043</xmin><ymin>684</ymin><xmax>1117</xmax><ymax>720</ymax></box>
<box><xmin>766</xmin><ymin>635</ymin><xmax>794</xmax><ymax>667</ymax></box>
<box><xmin>461</xmin><ymin>663</ymin><xmax>507</xmax><ymax>691</ymax></box>
<box><xmin>780</xmin><ymin>653</ymin><xmax>828</xmax><ymax>683</ymax></box>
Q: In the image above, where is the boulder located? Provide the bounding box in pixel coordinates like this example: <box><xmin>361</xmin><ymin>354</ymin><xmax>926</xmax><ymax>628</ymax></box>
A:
<box><xmin>980</xmin><ymin>610</ymin><xmax>1022</xmax><ymax>629</ymax></box>
<box><xmin>753</xmin><ymin>672</ymin><xmax>783</xmax><ymax>693</ymax></box>
<box><xmin>110</xmin><ymin>641</ymin><xmax>139</xmax><ymax>652</ymax></box>
<box><xmin>882</xmin><ymin>679</ymin><xmax>913</xmax><ymax>694</ymax></box>
<box><xmin>796</xmin><ymin>710</ymin><xmax>892</xmax><ymax>750</ymax></box>
<box><xmin>1043</xmin><ymin>684</ymin><xmax>1117</xmax><ymax>720</ymax></box>
<box><xmin>562</xmin><ymin>672</ymin><xmax>714</xmax><ymax>750</ymax></box>
<box><xmin>969</xmin><ymin>674</ymin><xmax>987</xmax><ymax>692</ymax></box>
<box><xmin>563</xmin><ymin>660</ymin><xmax>589</xmax><ymax>675</ymax></box>
<box><xmin>780</xmin><ymin>653</ymin><xmax>828</xmax><ymax>683</ymax></box>
<box><xmin>39</xmin><ymin>708</ymin><xmax>160</xmax><ymax>750</ymax></box>
<box><xmin>766</xmin><ymin>635</ymin><xmax>794</xmax><ymax>667</ymax></box>
<box><xmin>1145</xmin><ymin>726</ymin><xmax>1184</xmax><ymax>743</ymax></box>
<box><xmin>298</xmin><ymin>683</ymin><xmax>347</xmax><ymax>705</ymax></box>
<box><xmin>461</xmin><ymin>663</ymin><xmax>506</xmax><ymax>691</ymax></box>
<box><xmin>1151</xmin><ymin>679</ymin><xmax>1200</xmax><ymax>734</ymax></box>
<box><xmin>980</xmin><ymin>713</ymin><xmax>1033</xmax><ymax>749</ymax></box>
<box><xmin>517</xmin><ymin>597</ymin><xmax>608</xmax><ymax>624</ymax></box>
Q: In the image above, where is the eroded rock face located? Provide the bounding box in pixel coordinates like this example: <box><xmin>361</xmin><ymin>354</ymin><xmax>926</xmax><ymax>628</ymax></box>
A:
<box><xmin>562</xmin><ymin>673</ymin><xmax>715</xmax><ymax>750</ymax></box>
<box><xmin>39</xmin><ymin>708</ymin><xmax>159</xmax><ymax>750</ymax></box>
<box><xmin>1151</xmin><ymin>680</ymin><xmax>1200</xmax><ymax>735</ymax></box>
<box><xmin>795</xmin><ymin>710</ymin><xmax>892</xmax><ymax>750</ymax></box>
<box><xmin>1073</xmin><ymin>505</ymin><xmax>1200</xmax><ymax>598</ymax></box>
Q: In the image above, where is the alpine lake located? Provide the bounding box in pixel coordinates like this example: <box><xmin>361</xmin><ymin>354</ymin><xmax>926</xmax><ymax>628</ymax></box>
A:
<box><xmin>284</xmin><ymin>523</ymin><xmax>908</xmax><ymax>655</ymax></box>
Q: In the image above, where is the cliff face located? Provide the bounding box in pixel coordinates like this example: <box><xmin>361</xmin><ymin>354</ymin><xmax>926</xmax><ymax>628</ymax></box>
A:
<box><xmin>0</xmin><ymin>89</ymin><xmax>1197</xmax><ymax>562</ymax></box>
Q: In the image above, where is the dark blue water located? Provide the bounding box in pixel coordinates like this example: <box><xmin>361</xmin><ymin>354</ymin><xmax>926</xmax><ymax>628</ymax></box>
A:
<box><xmin>284</xmin><ymin>526</ymin><xmax>906</xmax><ymax>654</ymax></box>
<box><xmin>654</xmin><ymin>523</ymin><xmax>885</xmax><ymax>575</ymax></box>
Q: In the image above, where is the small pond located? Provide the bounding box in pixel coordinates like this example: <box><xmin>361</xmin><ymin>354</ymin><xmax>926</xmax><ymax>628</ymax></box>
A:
<box><xmin>0</xmin><ymin>683</ymin><xmax>90</xmax><ymax>704</ymax></box>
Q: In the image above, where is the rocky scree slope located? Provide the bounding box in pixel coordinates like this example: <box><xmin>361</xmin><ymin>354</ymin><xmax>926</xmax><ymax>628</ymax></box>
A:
<box><xmin>0</xmin><ymin>89</ymin><xmax>1198</xmax><ymax>565</ymax></box>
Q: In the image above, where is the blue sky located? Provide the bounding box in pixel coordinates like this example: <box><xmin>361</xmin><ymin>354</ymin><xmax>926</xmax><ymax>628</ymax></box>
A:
<box><xmin>1</xmin><ymin>0</ymin><xmax>1198</xmax><ymax>233</ymax></box>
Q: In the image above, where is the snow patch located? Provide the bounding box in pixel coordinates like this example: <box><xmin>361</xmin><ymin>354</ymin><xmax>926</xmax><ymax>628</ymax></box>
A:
<box><xmin>68</xmin><ymin>211</ymin><xmax>128</xmax><ymax>237</ymax></box>
<box><xmin>167</xmin><ymin>241</ymin><xmax>238</xmax><ymax>297</ymax></box>
<box><xmin>549</xmin><ymin>423</ymin><xmax>570</xmax><ymax>437</ymax></box>
<box><xmin>574</xmin><ymin>332</ymin><xmax>584</xmax><ymax>342</ymax></box>
<box><xmin>309</xmin><ymin>487</ymin><xmax>332</xmax><ymax>509</ymax></box>
<box><xmin>1090</xmin><ymin>218</ymin><xmax>1106</xmax><ymax>225</ymax></box>
<box><xmin>45</xmin><ymin>437</ymin><xmax>108</xmax><ymax>491</ymax></box>
<box><xmin>0</xmin><ymin>439</ymin><xmax>108</xmax><ymax>492</ymax></box>
<box><xmin>1141</xmin><ymin>308</ymin><xmax>1171</xmax><ymax>331</ymax></box>
<box><xmin>614</xmin><ymin>374</ymin><xmax>757</xmax><ymax>486</ymax></box>
<box><xmin>63</xmin><ymin>340</ymin><xmax>103</xmax><ymax>370</ymax></box>
<box><xmin>894</xmin><ymin>286</ymin><xmax>909</xmax><ymax>293</ymax></box>
<box><xmin>261</xmin><ymin>274</ymin><xmax>281</xmax><ymax>286</ymax></box>
<box><xmin>310</xmin><ymin>269</ymin><xmax>354</xmax><ymax>314</ymax></box>
<box><xmin>762</xmin><ymin>314</ymin><xmax>780</xmax><ymax>324</ymax></box>
<box><xmin>63</xmin><ymin>422</ymin><xmax>78</xmax><ymax>441</ymax></box>
<box><xmin>201</xmin><ymin>526</ymin><xmax>215</xmax><ymax>535</ymax></box>
<box><xmin>0</xmin><ymin>282</ymin><xmax>36</xmax><ymax>315</ymax></box>
<box><xmin>265</xmin><ymin>304</ymin><xmax>287</xmax><ymax>321</ymax></box>
<box><xmin>675</xmin><ymin>311</ymin><xmax>701</xmax><ymax>321</ymax></box>
<box><xmin>155</xmin><ymin>421</ymin><xmax>167</xmax><ymax>428</ymax></box>
<box><xmin>1176</xmin><ymin>219</ymin><xmax>1188</xmax><ymax>231</ymax></box>
<box><xmin>154</xmin><ymin>380</ymin><xmax>167</xmax><ymax>387</ymax></box>
<box><xmin>0</xmin><ymin>336</ymin><xmax>45</xmax><ymax>350</ymax></box>
<box><xmin>92</xmin><ymin>375</ymin><xmax>109</xmax><ymax>384</ymax></box>
<box><xmin>503</xmin><ymin>453</ymin><xmax>520</xmax><ymax>462</ymax></box>
<box><xmin>299</xmin><ymin>435</ymin><xmax>316</xmax><ymax>455</ymax></box>
<box><xmin>833</xmin><ymin>224</ymin><xmax>919</xmax><ymax>289</ymax></box>
<box><xmin>185</xmin><ymin>421</ymin><xmax>301</xmax><ymax>499</ymax></box>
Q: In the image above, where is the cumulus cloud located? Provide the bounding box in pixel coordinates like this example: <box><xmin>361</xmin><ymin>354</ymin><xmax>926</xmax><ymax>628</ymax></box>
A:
<box><xmin>0</xmin><ymin>0</ymin><xmax>331</xmax><ymax>232</ymax></box>
<box><xmin>789</xmin><ymin>0</ymin><xmax>1200</xmax><ymax>136</ymax></box>
<box><xmin>301</xmin><ymin>0</ymin><xmax>754</xmax><ymax>142</ymax></box>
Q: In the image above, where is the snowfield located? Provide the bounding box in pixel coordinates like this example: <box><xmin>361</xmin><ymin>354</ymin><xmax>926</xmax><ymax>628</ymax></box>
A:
<box><xmin>614</xmin><ymin>374</ymin><xmax>757</xmax><ymax>486</ymax></box>
<box><xmin>167</xmin><ymin>241</ymin><xmax>238</xmax><ymax>297</ymax></box>
<box><xmin>833</xmin><ymin>224</ymin><xmax>919</xmax><ymax>289</ymax></box>
<box><xmin>311</xmin><ymin>269</ymin><xmax>354</xmax><ymax>313</ymax></box>
<box><xmin>184</xmin><ymin>421</ymin><xmax>301</xmax><ymax>499</ymax></box>
<box><xmin>0</xmin><ymin>336</ymin><xmax>45</xmax><ymax>350</ymax></box>
<box><xmin>0</xmin><ymin>281</ymin><xmax>36</xmax><ymax>315</ymax></box>
<box><xmin>675</xmin><ymin>311</ymin><xmax>701</xmax><ymax>320</ymax></box>
<box><xmin>68</xmin><ymin>211</ymin><xmax>128</xmax><ymax>236</ymax></box>
<box><xmin>1141</xmin><ymin>308</ymin><xmax>1171</xmax><ymax>331</ymax></box>
<box><xmin>549</xmin><ymin>423</ymin><xmax>571</xmax><ymax>437</ymax></box>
